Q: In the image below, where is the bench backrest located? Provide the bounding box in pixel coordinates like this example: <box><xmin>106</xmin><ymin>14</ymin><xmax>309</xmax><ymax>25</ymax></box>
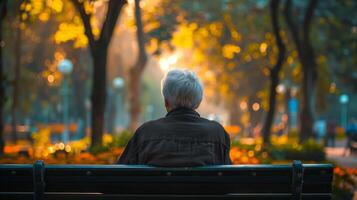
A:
<box><xmin>0</xmin><ymin>160</ymin><xmax>333</xmax><ymax>200</ymax></box>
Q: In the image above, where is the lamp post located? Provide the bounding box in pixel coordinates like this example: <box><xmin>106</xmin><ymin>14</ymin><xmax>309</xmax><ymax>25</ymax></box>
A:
<box><xmin>339</xmin><ymin>94</ymin><xmax>349</xmax><ymax>129</ymax></box>
<box><xmin>112</xmin><ymin>77</ymin><xmax>124</xmax><ymax>131</ymax></box>
<box><xmin>84</xmin><ymin>98</ymin><xmax>91</xmax><ymax>138</ymax></box>
<box><xmin>58</xmin><ymin>59</ymin><xmax>73</xmax><ymax>144</ymax></box>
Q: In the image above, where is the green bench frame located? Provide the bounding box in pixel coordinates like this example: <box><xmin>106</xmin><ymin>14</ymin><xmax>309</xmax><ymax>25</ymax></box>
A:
<box><xmin>0</xmin><ymin>160</ymin><xmax>333</xmax><ymax>200</ymax></box>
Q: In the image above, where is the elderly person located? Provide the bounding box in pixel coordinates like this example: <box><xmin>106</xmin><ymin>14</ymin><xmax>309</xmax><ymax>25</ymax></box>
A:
<box><xmin>118</xmin><ymin>69</ymin><xmax>231</xmax><ymax>166</ymax></box>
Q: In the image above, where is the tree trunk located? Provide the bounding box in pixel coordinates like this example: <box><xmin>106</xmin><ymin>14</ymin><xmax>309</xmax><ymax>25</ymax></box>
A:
<box><xmin>263</xmin><ymin>71</ymin><xmax>279</xmax><ymax>144</ymax></box>
<box><xmin>262</xmin><ymin>0</ymin><xmax>286</xmax><ymax>145</ymax></box>
<box><xmin>284</xmin><ymin>0</ymin><xmax>318</xmax><ymax>143</ymax></box>
<box><xmin>0</xmin><ymin>0</ymin><xmax>7</xmax><ymax>155</ymax></box>
<box><xmin>11</xmin><ymin>14</ymin><xmax>21</xmax><ymax>144</ymax></box>
<box><xmin>299</xmin><ymin>0</ymin><xmax>318</xmax><ymax>142</ymax></box>
<box><xmin>71</xmin><ymin>0</ymin><xmax>126</xmax><ymax>148</ymax></box>
<box><xmin>300</xmin><ymin>56</ymin><xmax>317</xmax><ymax>142</ymax></box>
<box><xmin>90</xmin><ymin>46</ymin><xmax>107</xmax><ymax>147</ymax></box>
<box><xmin>128</xmin><ymin>0</ymin><xmax>148</xmax><ymax>131</ymax></box>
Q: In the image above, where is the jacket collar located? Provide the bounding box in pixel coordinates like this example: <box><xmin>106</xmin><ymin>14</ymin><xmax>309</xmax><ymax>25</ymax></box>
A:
<box><xmin>165</xmin><ymin>107</ymin><xmax>200</xmax><ymax>118</ymax></box>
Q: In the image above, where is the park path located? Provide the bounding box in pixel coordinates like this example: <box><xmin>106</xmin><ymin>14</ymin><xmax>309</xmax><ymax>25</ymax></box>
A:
<box><xmin>325</xmin><ymin>139</ymin><xmax>357</xmax><ymax>168</ymax></box>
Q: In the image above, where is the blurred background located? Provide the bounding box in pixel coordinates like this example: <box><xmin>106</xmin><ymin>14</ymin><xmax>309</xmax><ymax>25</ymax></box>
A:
<box><xmin>0</xmin><ymin>0</ymin><xmax>356</xmax><ymax>198</ymax></box>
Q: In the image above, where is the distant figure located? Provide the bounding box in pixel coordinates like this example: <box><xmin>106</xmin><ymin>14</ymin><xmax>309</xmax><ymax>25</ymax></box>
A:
<box><xmin>117</xmin><ymin>69</ymin><xmax>232</xmax><ymax>166</ymax></box>
<box><xmin>324</xmin><ymin>119</ymin><xmax>336</xmax><ymax>147</ymax></box>
<box><xmin>345</xmin><ymin>118</ymin><xmax>357</xmax><ymax>155</ymax></box>
<box><xmin>346</xmin><ymin>119</ymin><xmax>357</xmax><ymax>137</ymax></box>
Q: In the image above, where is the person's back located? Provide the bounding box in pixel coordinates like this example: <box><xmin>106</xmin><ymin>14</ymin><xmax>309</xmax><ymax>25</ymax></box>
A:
<box><xmin>117</xmin><ymin>69</ymin><xmax>231</xmax><ymax>166</ymax></box>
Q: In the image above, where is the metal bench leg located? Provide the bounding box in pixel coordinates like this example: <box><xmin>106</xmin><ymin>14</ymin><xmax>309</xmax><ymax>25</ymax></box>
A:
<box><xmin>291</xmin><ymin>160</ymin><xmax>304</xmax><ymax>200</ymax></box>
<box><xmin>33</xmin><ymin>160</ymin><xmax>45</xmax><ymax>200</ymax></box>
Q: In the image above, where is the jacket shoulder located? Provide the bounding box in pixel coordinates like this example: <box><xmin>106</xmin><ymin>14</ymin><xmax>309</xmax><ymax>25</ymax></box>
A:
<box><xmin>135</xmin><ymin>118</ymin><xmax>167</xmax><ymax>133</ymax></box>
<box><xmin>200</xmin><ymin>117</ymin><xmax>226</xmax><ymax>131</ymax></box>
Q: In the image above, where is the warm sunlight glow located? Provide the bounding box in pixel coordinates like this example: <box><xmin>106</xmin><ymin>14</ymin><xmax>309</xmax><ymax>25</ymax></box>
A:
<box><xmin>159</xmin><ymin>54</ymin><xmax>180</xmax><ymax>72</ymax></box>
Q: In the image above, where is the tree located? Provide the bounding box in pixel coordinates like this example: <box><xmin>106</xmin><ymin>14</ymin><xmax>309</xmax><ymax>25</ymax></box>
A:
<box><xmin>261</xmin><ymin>0</ymin><xmax>286</xmax><ymax>145</ymax></box>
<box><xmin>316</xmin><ymin>1</ymin><xmax>357</xmax><ymax>92</ymax></box>
<box><xmin>128</xmin><ymin>0</ymin><xmax>148</xmax><ymax>130</ymax></box>
<box><xmin>284</xmin><ymin>0</ymin><xmax>319</xmax><ymax>142</ymax></box>
<box><xmin>0</xmin><ymin>0</ymin><xmax>7</xmax><ymax>155</ymax></box>
<box><xmin>70</xmin><ymin>0</ymin><xmax>127</xmax><ymax>147</ymax></box>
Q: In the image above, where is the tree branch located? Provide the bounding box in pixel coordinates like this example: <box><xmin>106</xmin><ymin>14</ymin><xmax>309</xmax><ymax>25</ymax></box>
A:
<box><xmin>71</xmin><ymin>0</ymin><xmax>96</xmax><ymax>53</ymax></box>
<box><xmin>283</xmin><ymin>0</ymin><xmax>302</xmax><ymax>54</ymax></box>
<box><xmin>99</xmin><ymin>0</ymin><xmax>127</xmax><ymax>46</ymax></box>
<box><xmin>133</xmin><ymin>0</ymin><xmax>147</xmax><ymax>71</ymax></box>
<box><xmin>271</xmin><ymin>0</ymin><xmax>286</xmax><ymax>72</ymax></box>
<box><xmin>302</xmin><ymin>0</ymin><xmax>318</xmax><ymax>48</ymax></box>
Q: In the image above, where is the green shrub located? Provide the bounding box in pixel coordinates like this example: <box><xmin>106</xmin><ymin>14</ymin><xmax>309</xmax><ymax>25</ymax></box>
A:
<box><xmin>108</xmin><ymin>130</ymin><xmax>134</xmax><ymax>148</ymax></box>
<box><xmin>232</xmin><ymin>137</ymin><xmax>325</xmax><ymax>162</ymax></box>
<box><xmin>90</xmin><ymin>130</ymin><xmax>134</xmax><ymax>154</ymax></box>
<box><xmin>269</xmin><ymin>139</ymin><xmax>325</xmax><ymax>162</ymax></box>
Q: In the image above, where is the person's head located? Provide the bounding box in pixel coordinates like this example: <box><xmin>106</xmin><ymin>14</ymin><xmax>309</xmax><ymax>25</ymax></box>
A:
<box><xmin>161</xmin><ymin>69</ymin><xmax>203</xmax><ymax>112</ymax></box>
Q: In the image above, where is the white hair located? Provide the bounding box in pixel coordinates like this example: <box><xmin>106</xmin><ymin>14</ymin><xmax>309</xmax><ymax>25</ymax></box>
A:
<box><xmin>161</xmin><ymin>69</ymin><xmax>203</xmax><ymax>109</ymax></box>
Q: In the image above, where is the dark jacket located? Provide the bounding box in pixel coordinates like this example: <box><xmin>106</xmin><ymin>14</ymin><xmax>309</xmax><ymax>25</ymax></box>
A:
<box><xmin>117</xmin><ymin>107</ymin><xmax>231</xmax><ymax>167</ymax></box>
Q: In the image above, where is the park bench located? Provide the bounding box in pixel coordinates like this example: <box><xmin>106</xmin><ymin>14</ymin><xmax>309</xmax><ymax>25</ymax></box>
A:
<box><xmin>0</xmin><ymin>160</ymin><xmax>333</xmax><ymax>200</ymax></box>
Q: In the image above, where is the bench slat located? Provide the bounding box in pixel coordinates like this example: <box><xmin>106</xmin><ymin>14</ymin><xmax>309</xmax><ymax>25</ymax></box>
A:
<box><xmin>0</xmin><ymin>192</ymin><xmax>332</xmax><ymax>200</ymax></box>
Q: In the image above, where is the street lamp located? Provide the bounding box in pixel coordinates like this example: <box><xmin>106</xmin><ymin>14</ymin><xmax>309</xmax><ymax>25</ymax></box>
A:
<box><xmin>58</xmin><ymin>59</ymin><xmax>73</xmax><ymax>144</ymax></box>
<box><xmin>112</xmin><ymin>77</ymin><xmax>124</xmax><ymax>132</ymax></box>
<box><xmin>339</xmin><ymin>94</ymin><xmax>349</xmax><ymax>129</ymax></box>
<box><xmin>113</xmin><ymin>77</ymin><xmax>124</xmax><ymax>89</ymax></box>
